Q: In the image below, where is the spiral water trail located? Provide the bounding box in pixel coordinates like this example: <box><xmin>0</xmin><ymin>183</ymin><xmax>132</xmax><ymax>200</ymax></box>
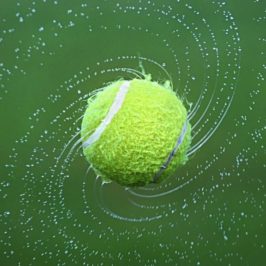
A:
<box><xmin>0</xmin><ymin>1</ymin><xmax>265</xmax><ymax>265</ymax></box>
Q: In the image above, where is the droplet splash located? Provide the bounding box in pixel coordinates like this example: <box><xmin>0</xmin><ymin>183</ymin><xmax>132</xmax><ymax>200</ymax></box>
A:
<box><xmin>0</xmin><ymin>1</ymin><xmax>265</xmax><ymax>264</ymax></box>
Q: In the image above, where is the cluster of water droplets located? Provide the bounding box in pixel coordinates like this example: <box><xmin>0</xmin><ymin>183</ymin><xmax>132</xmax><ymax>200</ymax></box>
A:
<box><xmin>1</xmin><ymin>0</ymin><xmax>265</xmax><ymax>264</ymax></box>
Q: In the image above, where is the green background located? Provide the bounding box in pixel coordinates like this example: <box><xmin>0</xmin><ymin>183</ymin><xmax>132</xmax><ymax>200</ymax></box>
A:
<box><xmin>0</xmin><ymin>0</ymin><xmax>265</xmax><ymax>265</ymax></box>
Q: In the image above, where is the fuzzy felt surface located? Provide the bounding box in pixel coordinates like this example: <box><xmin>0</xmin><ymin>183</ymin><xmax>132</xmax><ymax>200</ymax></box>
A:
<box><xmin>81</xmin><ymin>78</ymin><xmax>191</xmax><ymax>186</ymax></box>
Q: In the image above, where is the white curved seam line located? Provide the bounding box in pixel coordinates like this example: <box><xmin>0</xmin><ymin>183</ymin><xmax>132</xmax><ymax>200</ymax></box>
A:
<box><xmin>153</xmin><ymin>119</ymin><xmax>188</xmax><ymax>182</ymax></box>
<box><xmin>83</xmin><ymin>81</ymin><xmax>130</xmax><ymax>148</ymax></box>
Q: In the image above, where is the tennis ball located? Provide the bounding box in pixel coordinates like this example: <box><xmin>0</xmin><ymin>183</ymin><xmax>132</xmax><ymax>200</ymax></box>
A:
<box><xmin>81</xmin><ymin>78</ymin><xmax>191</xmax><ymax>187</ymax></box>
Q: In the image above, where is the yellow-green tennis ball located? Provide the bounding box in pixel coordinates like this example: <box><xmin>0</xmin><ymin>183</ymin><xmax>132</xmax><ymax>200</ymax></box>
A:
<box><xmin>81</xmin><ymin>78</ymin><xmax>191</xmax><ymax>187</ymax></box>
